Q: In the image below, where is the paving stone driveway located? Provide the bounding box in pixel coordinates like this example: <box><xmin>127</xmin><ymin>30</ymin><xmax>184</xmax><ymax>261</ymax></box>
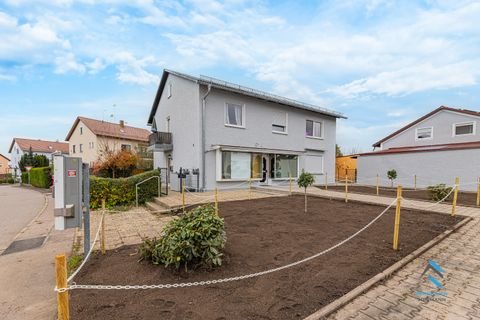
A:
<box><xmin>261</xmin><ymin>185</ymin><xmax>480</xmax><ymax>320</ymax></box>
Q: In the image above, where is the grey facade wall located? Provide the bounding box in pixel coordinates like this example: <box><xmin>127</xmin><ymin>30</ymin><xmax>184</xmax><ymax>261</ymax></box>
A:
<box><xmin>382</xmin><ymin>110</ymin><xmax>480</xmax><ymax>149</ymax></box>
<box><xmin>357</xmin><ymin>149</ymin><xmax>480</xmax><ymax>191</ymax></box>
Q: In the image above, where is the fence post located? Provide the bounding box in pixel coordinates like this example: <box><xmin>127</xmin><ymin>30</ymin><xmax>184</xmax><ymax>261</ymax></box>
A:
<box><xmin>376</xmin><ymin>174</ymin><xmax>379</xmax><ymax>196</ymax></box>
<box><xmin>414</xmin><ymin>175</ymin><xmax>417</xmax><ymax>190</ymax></box>
<box><xmin>215</xmin><ymin>187</ymin><xmax>219</xmax><ymax>216</ymax></box>
<box><xmin>181</xmin><ymin>178</ymin><xmax>185</xmax><ymax>213</ymax></box>
<box><xmin>451</xmin><ymin>177</ymin><xmax>459</xmax><ymax>216</ymax></box>
<box><xmin>325</xmin><ymin>172</ymin><xmax>328</xmax><ymax>190</ymax></box>
<box><xmin>249</xmin><ymin>177</ymin><xmax>252</xmax><ymax>199</ymax></box>
<box><xmin>289</xmin><ymin>172</ymin><xmax>292</xmax><ymax>195</ymax></box>
<box><xmin>477</xmin><ymin>177</ymin><xmax>480</xmax><ymax>207</ymax></box>
<box><xmin>345</xmin><ymin>175</ymin><xmax>348</xmax><ymax>203</ymax></box>
<box><xmin>101</xmin><ymin>199</ymin><xmax>106</xmax><ymax>255</ymax></box>
<box><xmin>158</xmin><ymin>176</ymin><xmax>161</xmax><ymax>198</ymax></box>
<box><xmin>393</xmin><ymin>186</ymin><xmax>402</xmax><ymax>250</ymax></box>
<box><xmin>55</xmin><ymin>254</ymin><xmax>69</xmax><ymax>320</ymax></box>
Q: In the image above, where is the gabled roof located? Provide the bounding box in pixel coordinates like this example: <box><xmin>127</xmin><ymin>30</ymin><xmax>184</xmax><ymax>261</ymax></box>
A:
<box><xmin>361</xmin><ymin>141</ymin><xmax>480</xmax><ymax>156</ymax></box>
<box><xmin>0</xmin><ymin>153</ymin><xmax>10</xmax><ymax>161</ymax></box>
<box><xmin>9</xmin><ymin>138</ymin><xmax>69</xmax><ymax>154</ymax></box>
<box><xmin>373</xmin><ymin>106</ymin><xmax>480</xmax><ymax>148</ymax></box>
<box><xmin>147</xmin><ymin>69</ymin><xmax>346</xmax><ymax>125</ymax></box>
<box><xmin>65</xmin><ymin>116</ymin><xmax>150</xmax><ymax>142</ymax></box>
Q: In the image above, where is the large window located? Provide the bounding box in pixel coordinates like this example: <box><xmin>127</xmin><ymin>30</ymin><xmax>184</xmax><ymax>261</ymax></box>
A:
<box><xmin>274</xmin><ymin>154</ymin><xmax>298</xmax><ymax>179</ymax></box>
<box><xmin>416</xmin><ymin>127</ymin><xmax>433</xmax><ymax>140</ymax></box>
<box><xmin>454</xmin><ymin>122</ymin><xmax>474</xmax><ymax>136</ymax></box>
<box><xmin>225</xmin><ymin>103</ymin><xmax>244</xmax><ymax>127</ymax></box>
<box><xmin>221</xmin><ymin>152</ymin><xmax>262</xmax><ymax>180</ymax></box>
<box><xmin>306</xmin><ymin>120</ymin><xmax>323</xmax><ymax>138</ymax></box>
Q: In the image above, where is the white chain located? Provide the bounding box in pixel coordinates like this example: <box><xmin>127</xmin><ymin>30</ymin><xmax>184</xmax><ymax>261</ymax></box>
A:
<box><xmin>55</xmin><ymin>198</ymin><xmax>397</xmax><ymax>293</ymax></box>
<box><xmin>401</xmin><ymin>184</ymin><xmax>457</xmax><ymax>209</ymax></box>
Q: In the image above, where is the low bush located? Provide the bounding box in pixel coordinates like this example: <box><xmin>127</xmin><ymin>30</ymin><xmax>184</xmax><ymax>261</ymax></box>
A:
<box><xmin>21</xmin><ymin>172</ymin><xmax>28</xmax><ymax>184</ymax></box>
<box><xmin>29</xmin><ymin>167</ymin><xmax>52</xmax><ymax>188</ymax></box>
<box><xmin>7</xmin><ymin>178</ymin><xmax>14</xmax><ymax>184</ymax></box>
<box><xmin>427</xmin><ymin>184</ymin><xmax>453</xmax><ymax>201</ymax></box>
<box><xmin>140</xmin><ymin>205</ymin><xmax>227</xmax><ymax>270</ymax></box>
<box><xmin>90</xmin><ymin>169</ymin><xmax>160</xmax><ymax>209</ymax></box>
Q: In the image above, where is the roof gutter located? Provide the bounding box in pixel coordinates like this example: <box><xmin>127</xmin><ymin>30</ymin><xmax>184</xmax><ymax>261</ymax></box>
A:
<box><xmin>201</xmin><ymin>84</ymin><xmax>212</xmax><ymax>191</ymax></box>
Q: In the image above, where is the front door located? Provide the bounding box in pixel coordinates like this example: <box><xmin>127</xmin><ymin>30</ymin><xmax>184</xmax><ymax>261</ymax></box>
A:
<box><xmin>261</xmin><ymin>154</ymin><xmax>272</xmax><ymax>185</ymax></box>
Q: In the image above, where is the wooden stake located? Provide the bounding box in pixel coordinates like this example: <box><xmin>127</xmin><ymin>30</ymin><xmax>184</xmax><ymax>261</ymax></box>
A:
<box><xmin>181</xmin><ymin>178</ymin><xmax>185</xmax><ymax>213</ymax></box>
<box><xmin>215</xmin><ymin>187</ymin><xmax>219</xmax><ymax>216</ymax></box>
<box><xmin>101</xmin><ymin>199</ymin><xmax>106</xmax><ymax>255</ymax></box>
<box><xmin>393</xmin><ymin>186</ymin><xmax>402</xmax><ymax>250</ymax></box>
<box><xmin>289</xmin><ymin>172</ymin><xmax>292</xmax><ymax>195</ymax></box>
<box><xmin>345</xmin><ymin>175</ymin><xmax>348</xmax><ymax>203</ymax></box>
<box><xmin>476</xmin><ymin>177</ymin><xmax>480</xmax><ymax>207</ymax></box>
<box><xmin>451</xmin><ymin>177</ymin><xmax>459</xmax><ymax>216</ymax></box>
<box><xmin>55</xmin><ymin>254</ymin><xmax>69</xmax><ymax>320</ymax></box>
<box><xmin>325</xmin><ymin>172</ymin><xmax>328</xmax><ymax>190</ymax></box>
<box><xmin>249</xmin><ymin>178</ymin><xmax>252</xmax><ymax>199</ymax></box>
<box><xmin>414</xmin><ymin>175</ymin><xmax>417</xmax><ymax>190</ymax></box>
<box><xmin>376</xmin><ymin>174</ymin><xmax>379</xmax><ymax>196</ymax></box>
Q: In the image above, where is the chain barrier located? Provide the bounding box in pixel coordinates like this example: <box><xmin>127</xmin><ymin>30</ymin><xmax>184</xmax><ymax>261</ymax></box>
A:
<box><xmin>401</xmin><ymin>184</ymin><xmax>457</xmax><ymax>209</ymax></box>
<box><xmin>55</xmin><ymin>198</ymin><xmax>397</xmax><ymax>293</ymax></box>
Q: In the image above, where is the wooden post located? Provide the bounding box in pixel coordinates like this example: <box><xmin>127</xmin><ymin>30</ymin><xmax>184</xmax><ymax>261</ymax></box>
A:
<box><xmin>215</xmin><ymin>187</ymin><xmax>219</xmax><ymax>216</ymax></box>
<box><xmin>476</xmin><ymin>177</ymin><xmax>480</xmax><ymax>207</ymax></box>
<box><xmin>345</xmin><ymin>175</ymin><xmax>348</xmax><ymax>203</ymax></box>
<box><xmin>325</xmin><ymin>172</ymin><xmax>328</xmax><ymax>190</ymax></box>
<box><xmin>101</xmin><ymin>199</ymin><xmax>106</xmax><ymax>255</ymax></box>
<box><xmin>55</xmin><ymin>254</ymin><xmax>69</xmax><ymax>320</ymax></box>
<box><xmin>181</xmin><ymin>178</ymin><xmax>185</xmax><ymax>213</ymax></box>
<box><xmin>289</xmin><ymin>172</ymin><xmax>292</xmax><ymax>195</ymax></box>
<box><xmin>249</xmin><ymin>178</ymin><xmax>252</xmax><ymax>200</ymax></box>
<box><xmin>451</xmin><ymin>177</ymin><xmax>459</xmax><ymax>216</ymax></box>
<box><xmin>393</xmin><ymin>186</ymin><xmax>402</xmax><ymax>250</ymax></box>
<box><xmin>376</xmin><ymin>174</ymin><xmax>379</xmax><ymax>196</ymax></box>
<box><xmin>414</xmin><ymin>175</ymin><xmax>417</xmax><ymax>190</ymax></box>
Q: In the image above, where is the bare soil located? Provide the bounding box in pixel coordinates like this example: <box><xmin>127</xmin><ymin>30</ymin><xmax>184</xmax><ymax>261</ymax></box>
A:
<box><xmin>70</xmin><ymin>195</ymin><xmax>462</xmax><ymax>320</ymax></box>
<box><xmin>324</xmin><ymin>185</ymin><xmax>479</xmax><ymax>207</ymax></box>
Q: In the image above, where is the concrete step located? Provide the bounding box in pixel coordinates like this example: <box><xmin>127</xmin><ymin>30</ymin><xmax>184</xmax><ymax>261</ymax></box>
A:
<box><xmin>153</xmin><ymin>197</ymin><xmax>172</xmax><ymax>209</ymax></box>
<box><xmin>146</xmin><ymin>201</ymin><xmax>171</xmax><ymax>214</ymax></box>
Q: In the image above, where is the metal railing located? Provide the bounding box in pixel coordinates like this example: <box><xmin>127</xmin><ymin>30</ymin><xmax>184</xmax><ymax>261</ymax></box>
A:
<box><xmin>149</xmin><ymin>132</ymin><xmax>172</xmax><ymax>145</ymax></box>
<box><xmin>135</xmin><ymin>176</ymin><xmax>161</xmax><ymax>207</ymax></box>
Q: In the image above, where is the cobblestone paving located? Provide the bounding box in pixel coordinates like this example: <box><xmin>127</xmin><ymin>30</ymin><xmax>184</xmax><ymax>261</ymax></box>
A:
<box><xmin>261</xmin><ymin>185</ymin><xmax>480</xmax><ymax>320</ymax></box>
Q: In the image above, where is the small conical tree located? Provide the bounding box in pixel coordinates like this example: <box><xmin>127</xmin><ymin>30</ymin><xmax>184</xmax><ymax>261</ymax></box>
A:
<box><xmin>387</xmin><ymin>169</ymin><xmax>397</xmax><ymax>187</ymax></box>
<box><xmin>297</xmin><ymin>170</ymin><xmax>315</xmax><ymax>213</ymax></box>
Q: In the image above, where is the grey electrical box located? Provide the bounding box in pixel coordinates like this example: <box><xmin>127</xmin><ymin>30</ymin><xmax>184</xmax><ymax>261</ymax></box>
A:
<box><xmin>54</xmin><ymin>155</ymin><xmax>83</xmax><ymax>230</ymax></box>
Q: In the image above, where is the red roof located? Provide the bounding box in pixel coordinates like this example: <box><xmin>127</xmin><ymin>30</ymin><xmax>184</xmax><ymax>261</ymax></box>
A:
<box><xmin>65</xmin><ymin>116</ymin><xmax>150</xmax><ymax>142</ymax></box>
<box><xmin>0</xmin><ymin>153</ymin><xmax>10</xmax><ymax>161</ymax></box>
<box><xmin>372</xmin><ymin>106</ymin><xmax>480</xmax><ymax>147</ymax></box>
<box><xmin>360</xmin><ymin>141</ymin><xmax>480</xmax><ymax>156</ymax></box>
<box><xmin>9</xmin><ymin>138</ymin><xmax>69</xmax><ymax>154</ymax></box>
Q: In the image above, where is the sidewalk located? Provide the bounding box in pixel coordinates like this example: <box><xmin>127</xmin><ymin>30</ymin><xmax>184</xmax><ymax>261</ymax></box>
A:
<box><xmin>259</xmin><ymin>185</ymin><xmax>480</xmax><ymax>320</ymax></box>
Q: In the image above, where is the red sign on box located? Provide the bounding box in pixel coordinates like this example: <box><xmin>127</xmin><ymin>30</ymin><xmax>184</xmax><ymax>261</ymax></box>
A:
<box><xmin>67</xmin><ymin>170</ymin><xmax>77</xmax><ymax>177</ymax></box>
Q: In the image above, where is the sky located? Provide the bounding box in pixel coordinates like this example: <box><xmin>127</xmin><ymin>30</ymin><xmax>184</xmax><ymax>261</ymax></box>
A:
<box><xmin>0</xmin><ymin>0</ymin><xmax>479</xmax><ymax>156</ymax></box>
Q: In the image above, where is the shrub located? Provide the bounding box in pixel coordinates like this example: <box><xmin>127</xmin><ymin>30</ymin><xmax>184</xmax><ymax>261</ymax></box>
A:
<box><xmin>427</xmin><ymin>184</ymin><xmax>453</xmax><ymax>201</ymax></box>
<box><xmin>297</xmin><ymin>170</ymin><xmax>315</xmax><ymax>213</ymax></box>
<box><xmin>387</xmin><ymin>169</ymin><xmax>397</xmax><ymax>187</ymax></box>
<box><xmin>90</xmin><ymin>169</ymin><xmax>160</xmax><ymax>209</ymax></box>
<box><xmin>7</xmin><ymin>178</ymin><xmax>14</xmax><ymax>184</ymax></box>
<box><xmin>29</xmin><ymin>167</ymin><xmax>52</xmax><ymax>188</ymax></box>
<box><xmin>21</xmin><ymin>172</ymin><xmax>29</xmax><ymax>184</ymax></box>
<box><xmin>93</xmin><ymin>150</ymin><xmax>139</xmax><ymax>178</ymax></box>
<box><xmin>140</xmin><ymin>205</ymin><xmax>226</xmax><ymax>270</ymax></box>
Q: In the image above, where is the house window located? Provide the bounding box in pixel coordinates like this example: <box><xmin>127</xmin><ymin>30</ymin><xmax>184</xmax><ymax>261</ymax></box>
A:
<box><xmin>251</xmin><ymin>154</ymin><xmax>262</xmax><ymax>179</ymax></box>
<box><xmin>221</xmin><ymin>152</ymin><xmax>262</xmax><ymax>180</ymax></box>
<box><xmin>274</xmin><ymin>154</ymin><xmax>298</xmax><ymax>178</ymax></box>
<box><xmin>72</xmin><ymin>145</ymin><xmax>76</xmax><ymax>154</ymax></box>
<box><xmin>121</xmin><ymin>144</ymin><xmax>131</xmax><ymax>151</ymax></box>
<box><xmin>79</xmin><ymin>144</ymin><xmax>83</xmax><ymax>153</ymax></box>
<box><xmin>415</xmin><ymin>127</ymin><xmax>433</xmax><ymax>140</ymax></box>
<box><xmin>16</xmin><ymin>148</ymin><xmax>19</xmax><ymax>154</ymax></box>
<box><xmin>225</xmin><ymin>103</ymin><xmax>245</xmax><ymax>127</ymax></box>
<box><xmin>167</xmin><ymin>83</ymin><xmax>172</xmax><ymax>98</ymax></box>
<box><xmin>272</xmin><ymin>112</ymin><xmax>288</xmax><ymax>134</ymax></box>
<box><xmin>80</xmin><ymin>127</ymin><xmax>83</xmax><ymax>135</ymax></box>
<box><xmin>89</xmin><ymin>142</ymin><xmax>94</xmax><ymax>149</ymax></box>
<box><xmin>454</xmin><ymin>122</ymin><xmax>475</xmax><ymax>136</ymax></box>
<box><xmin>306</xmin><ymin>120</ymin><xmax>323</xmax><ymax>138</ymax></box>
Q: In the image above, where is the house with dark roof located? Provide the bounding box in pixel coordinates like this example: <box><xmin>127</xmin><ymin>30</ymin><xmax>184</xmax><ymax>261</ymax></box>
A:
<box><xmin>8</xmin><ymin>138</ymin><xmax>69</xmax><ymax>177</ymax></box>
<box><xmin>65</xmin><ymin>116</ymin><xmax>150</xmax><ymax>167</ymax></box>
<box><xmin>357</xmin><ymin>106</ymin><xmax>480</xmax><ymax>190</ymax></box>
<box><xmin>147</xmin><ymin>69</ymin><xmax>346</xmax><ymax>191</ymax></box>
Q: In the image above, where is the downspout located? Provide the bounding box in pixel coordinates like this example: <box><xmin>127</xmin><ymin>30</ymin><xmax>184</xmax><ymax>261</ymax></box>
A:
<box><xmin>201</xmin><ymin>84</ymin><xmax>212</xmax><ymax>191</ymax></box>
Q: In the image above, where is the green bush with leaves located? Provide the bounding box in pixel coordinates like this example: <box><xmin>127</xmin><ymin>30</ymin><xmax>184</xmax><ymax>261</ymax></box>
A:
<box><xmin>21</xmin><ymin>172</ymin><xmax>29</xmax><ymax>184</ymax></box>
<box><xmin>427</xmin><ymin>184</ymin><xmax>453</xmax><ymax>201</ymax></box>
<box><xmin>140</xmin><ymin>205</ymin><xmax>226</xmax><ymax>270</ymax></box>
<box><xmin>297</xmin><ymin>170</ymin><xmax>315</xmax><ymax>213</ymax></box>
<box><xmin>89</xmin><ymin>169</ymin><xmax>160</xmax><ymax>209</ymax></box>
<box><xmin>387</xmin><ymin>169</ymin><xmax>397</xmax><ymax>187</ymax></box>
<box><xmin>29</xmin><ymin>167</ymin><xmax>52</xmax><ymax>188</ymax></box>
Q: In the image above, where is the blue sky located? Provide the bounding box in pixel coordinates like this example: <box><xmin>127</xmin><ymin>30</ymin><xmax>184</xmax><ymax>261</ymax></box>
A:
<box><xmin>1</xmin><ymin>0</ymin><xmax>479</xmax><ymax>156</ymax></box>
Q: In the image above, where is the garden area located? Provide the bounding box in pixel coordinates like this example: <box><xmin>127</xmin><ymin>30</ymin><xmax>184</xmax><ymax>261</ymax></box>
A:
<box><xmin>69</xmin><ymin>195</ymin><xmax>463</xmax><ymax>320</ymax></box>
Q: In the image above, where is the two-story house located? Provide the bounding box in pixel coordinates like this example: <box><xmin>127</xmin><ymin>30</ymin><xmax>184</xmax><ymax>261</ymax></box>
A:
<box><xmin>8</xmin><ymin>138</ymin><xmax>69</xmax><ymax>177</ymax></box>
<box><xmin>357</xmin><ymin>106</ymin><xmax>480</xmax><ymax>190</ymax></box>
<box><xmin>147</xmin><ymin>69</ymin><xmax>345</xmax><ymax>191</ymax></box>
<box><xmin>65</xmin><ymin>116</ymin><xmax>151</xmax><ymax>168</ymax></box>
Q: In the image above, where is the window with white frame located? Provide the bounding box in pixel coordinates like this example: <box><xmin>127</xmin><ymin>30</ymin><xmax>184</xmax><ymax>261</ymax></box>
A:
<box><xmin>225</xmin><ymin>103</ymin><xmax>244</xmax><ymax>127</ymax></box>
<box><xmin>272</xmin><ymin>112</ymin><xmax>288</xmax><ymax>133</ymax></box>
<box><xmin>167</xmin><ymin>83</ymin><xmax>172</xmax><ymax>98</ymax></box>
<box><xmin>306</xmin><ymin>120</ymin><xmax>323</xmax><ymax>138</ymax></box>
<box><xmin>221</xmin><ymin>151</ymin><xmax>250</xmax><ymax>179</ymax></box>
<box><xmin>415</xmin><ymin>127</ymin><xmax>433</xmax><ymax>140</ymax></box>
<box><xmin>273</xmin><ymin>154</ymin><xmax>298</xmax><ymax>178</ymax></box>
<box><xmin>453</xmin><ymin>122</ymin><xmax>475</xmax><ymax>136</ymax></box>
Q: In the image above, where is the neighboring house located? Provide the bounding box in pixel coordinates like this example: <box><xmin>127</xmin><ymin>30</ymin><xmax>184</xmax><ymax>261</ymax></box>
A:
<box><xmin>8</xmin><ymin>138</ymin><xmax>69</xmax><ymax>177</ymax></box>
<box><xmin>147</xmin><ymin>69</ymin><xmax>346</xmax><ymax>191</ymax></box>
<box><xmin>65</xmin><ymin>116</ymin><xmax>151</xmax><ymax>168</ymax></box>
<box><xmin>357</xmin><ymin>106</ymin><xmax>480</xmax><ymax>191</ymax></box>
<box><xmin>0</xmin><ymin>153</ymin><xmax>10</xmax><ymax>175</ymax></box>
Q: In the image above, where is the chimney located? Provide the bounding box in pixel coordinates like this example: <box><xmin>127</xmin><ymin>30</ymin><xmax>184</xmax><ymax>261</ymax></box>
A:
<box><xmin>119</xmin><ymin>120</ymin><xmax>125</xmax><ymax>128</ymax></box>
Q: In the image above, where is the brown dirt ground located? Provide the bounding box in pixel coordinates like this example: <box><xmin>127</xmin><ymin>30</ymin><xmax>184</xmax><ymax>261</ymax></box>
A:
<box><xmin>70</xmin><ymin>195</ymin><xmax>463</xmax><ymax>320</ymax></box>
<box><xmin>324</xmin><ymin>185</ymin><xmax>479</xmax><ymax>207</ymax></box>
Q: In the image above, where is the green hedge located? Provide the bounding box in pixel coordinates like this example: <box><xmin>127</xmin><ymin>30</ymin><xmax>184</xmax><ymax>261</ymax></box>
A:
<box><xmin>29</xmin><ymin>167</ymin><xmax>52</xmax><ymax>188</ymax></box>
<box><xmin>90</xmin><ymin>169</ymin><xmax>160</xmax><ymax>209</ymax></box>
<box><xmin>21</xmin><ymin>172</ymin><xmax>28</xmax><ymax>184</ymax></box>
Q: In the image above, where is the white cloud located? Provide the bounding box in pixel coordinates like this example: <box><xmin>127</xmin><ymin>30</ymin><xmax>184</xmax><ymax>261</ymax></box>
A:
<box><xmin>54</xmin><ymin>52</ymin><xmax>86</xmax><ymax>74</ymax></box>
<box><xmin>112</xmin><ymin>51</ymin><xmax>159</xmax><ymax>85</ymax></box>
